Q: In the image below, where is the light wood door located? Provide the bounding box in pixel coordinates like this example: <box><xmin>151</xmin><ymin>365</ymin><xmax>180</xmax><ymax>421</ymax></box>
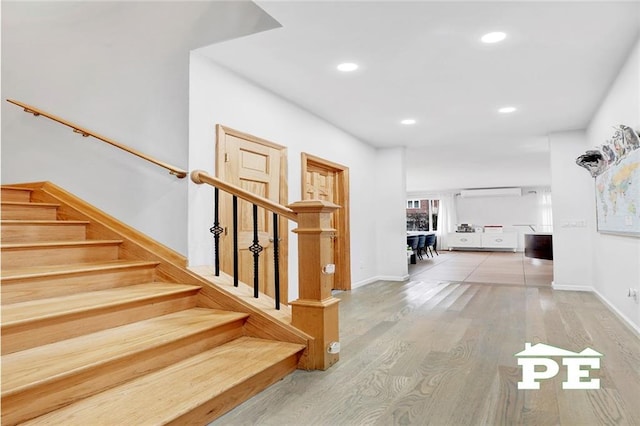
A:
<box><xmin>216</xmin><ymin>126</ymin><xmax>288</xmax><ymax>303</ymax></box>
<box><xmin>305</xmin><ymin>165</ymin><xmax>335</xmax><ymax>202</ymax></box>
<box><xmin>301</xmin><ymin>153</ymin><xmax>351</xmax><ymax>291</ymax></box>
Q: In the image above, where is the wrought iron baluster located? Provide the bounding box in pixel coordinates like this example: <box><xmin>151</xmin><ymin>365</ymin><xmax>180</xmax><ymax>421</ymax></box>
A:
<box><xmin>208</xmin><ymin>187</ymin><xmax>280</xmax><ymax>309</ymax></box>
<box><xmin>248</xmin><ymin>204</ymin><xmax>263</xmax><ymax>298</ymax></box>
<box><xmin>273</xmin><ymin>212</ymin><xmax>280</xmax><ymax>310</ymax></box>
<box><xmin>209</xmin><ymin>188</ymin><xmax>224</xmax><ymax>276</ymax></box>
<box><xmin>233</xmin><ymin>195</ymin><xmax>238</xmax><ymax>287</ymax></box>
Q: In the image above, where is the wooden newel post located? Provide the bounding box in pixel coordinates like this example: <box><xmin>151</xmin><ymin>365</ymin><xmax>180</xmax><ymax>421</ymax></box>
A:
<box><xmin>288</xmin><ymin>200</ymin><xmax>340</xmax><ymax>370</ymax></box>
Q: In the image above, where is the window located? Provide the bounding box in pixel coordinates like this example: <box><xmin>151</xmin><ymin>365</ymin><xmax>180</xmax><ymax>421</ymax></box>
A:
<box><xmin>406</xmin><ymin>199</ymin><xmax>421</xmax><ymax>209</ymax></box>
<box><xmin>406</xmin><ymin>199</ymin><xmax>439</xmax><ymax>231</ymax></box>
<box><xmin>538</xmin><ymin>189</ymin><xmax>553</xmax><ymax>232</ymax></box>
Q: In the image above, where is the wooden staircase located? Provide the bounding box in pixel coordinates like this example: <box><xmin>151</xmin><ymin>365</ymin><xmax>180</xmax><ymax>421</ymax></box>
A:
<box><xmin>1</xmin><ymin>183</ymin><xmax>307</xmax><ymax>425</ymax></box>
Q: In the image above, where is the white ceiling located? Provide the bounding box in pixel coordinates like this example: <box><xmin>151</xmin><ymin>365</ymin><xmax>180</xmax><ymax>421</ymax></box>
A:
<box><xmin>198</xmin><ymin>1</ymin><xmax>640</xmax><ymax>193</ymax></box>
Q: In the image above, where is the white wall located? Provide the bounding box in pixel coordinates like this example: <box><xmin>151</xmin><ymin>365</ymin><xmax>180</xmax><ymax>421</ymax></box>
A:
<box><xmin>374</xmin><ymin>148</ymin><xmax>410</xmax><ymax>283</ymax></box>
<box><xmin>455</xmin><ymin>187</ymin><xmax>552</xmax><ymax>251</ymax></box>
<box><xmin>188</xmin><ymin>54</ymin><xmax>407</xmax><ymax>300</ymax></box>
<box><xmin>548</xmin><ymin>130</ymin><xmax>595</xmax><ymax>290</ymax></box>
<box><xmin>548</xmin><ymin>38</ymin><xmax>640</xmax><ymax>332</ymax></box>
<box><xmin>586</xmin><ymin>39</ymin><xmax>640</xmax><ymax>331</ymax></box>
<box><xmin>406</xmin><ymin>138</ymin><xmax>552</xmax><ymax>193</ymax></box>
<box><xmin>1</xmin><ymin>1</ymin><xmax>277</xmax><ymax>254</ymax></box>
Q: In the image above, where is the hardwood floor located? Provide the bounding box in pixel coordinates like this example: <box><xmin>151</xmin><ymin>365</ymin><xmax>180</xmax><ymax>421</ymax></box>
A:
<box><xmin>212</xmin><ymin>252</ymin><xmax>640</xmax><ymax>425</ymax></box>
<box><xmin>409</xmin><ymin>251</ymin><xmax>554</xmax><ymax>287</ymax></box>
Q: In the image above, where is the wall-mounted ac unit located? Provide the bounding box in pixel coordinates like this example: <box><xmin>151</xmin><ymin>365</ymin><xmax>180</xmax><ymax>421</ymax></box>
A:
<box><xmin>460</xmin><ymin>187</ymin><xmax>522</xmax><ymax>198</ymax></box>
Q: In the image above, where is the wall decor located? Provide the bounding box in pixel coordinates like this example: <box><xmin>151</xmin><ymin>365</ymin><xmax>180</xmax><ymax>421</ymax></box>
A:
<box><xmin>577</xmin><ymin>125</ymin><xmax>640</xmax><ymax>236</ymax></box>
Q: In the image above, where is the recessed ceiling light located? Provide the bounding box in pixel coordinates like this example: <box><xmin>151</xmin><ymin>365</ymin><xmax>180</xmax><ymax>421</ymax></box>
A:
<box><xmin>401</xmin><ymin>119</ymin><xmax>416</xmax><ymax>125</ymax></box>
<box><xmin>498</xmin><ymin>106</ymin><xmax>517</xmax><ymax>114</ymax></box>
<box><xmin>481</xmin><ymin>32</ymin><xmax>507</xmax><ymax>44</ymax></box>
<box><xmin>337</xmin><ymin>62</ymin><xmax>358</xmax><ymax>72</ymax></box>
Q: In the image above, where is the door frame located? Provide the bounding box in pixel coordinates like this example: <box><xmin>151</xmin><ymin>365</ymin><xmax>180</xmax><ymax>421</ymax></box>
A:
<box><xmin>301</xmin><ymin>152</ymin><xmax>351</xmax><ymax>291</ymax></box>
<box><xmin>216</xmin><ymin>124</ymin><xmax>289</xmax><ymax>303</ymax></box>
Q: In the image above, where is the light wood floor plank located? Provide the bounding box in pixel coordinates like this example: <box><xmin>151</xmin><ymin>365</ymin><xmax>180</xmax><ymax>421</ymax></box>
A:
<box><xmin>212</xmin><ymin>253</ymin><xmax>640</xmax><ymax>426</ymax></box>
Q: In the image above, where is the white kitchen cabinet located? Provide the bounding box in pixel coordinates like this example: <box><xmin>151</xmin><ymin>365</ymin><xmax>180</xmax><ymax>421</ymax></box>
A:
<box><xmin>481</xmin><ymin>233</ymin><xmax>517</xmax><ymax>250</ymax></box>
<box><xmin>448</xmin><ymin>232</ymin><xmax>517</xmax><ymax>251</ymax></box>
<box><xmin>448</xmin><ymin>233</ymin><xmax>482</xmax><ymax>248</ymax></box>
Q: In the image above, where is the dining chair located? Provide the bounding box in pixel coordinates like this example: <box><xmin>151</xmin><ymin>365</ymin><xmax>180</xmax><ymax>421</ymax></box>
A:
<box><xmin>417</xmin><ymin>234</ymin><xmax>427</xmax><ymax>259</ymax></box>
<box><xmin>407</xmin><ymin>235</ymin><xmax>419</xmax><ymax>262</ymax></box>
<box><xmin>425</xmin><ymin>234</ymin><xmax>438</xmax><ymax>257</ymax></box>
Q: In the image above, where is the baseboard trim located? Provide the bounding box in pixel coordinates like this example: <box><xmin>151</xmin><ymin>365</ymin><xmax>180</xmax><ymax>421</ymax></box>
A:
<box><xmin>551</xmin><ymin>282</ymin><xmax>640</xmax><ymax>337</ymax></box>
<box><xmin>352</xmin><ymin>274</ymin><xmax>409</xmax><ymax>289</ymax></box>
<box><xmin>377</xmin><ymin>274</ymin><xmax>410</xmax><ymax>282</ymax></box>
<box><xmin>351</xmin><ymin>277</ymin><xmax>378</xmax><ymax>289</ymax></box>
<box><xmin>592</xmin><ymin>289</ymin><xmax>640</xmax><ymax>338</ymax></box>
<box><xmin>551</xmin><ymin>282</ymin><xmax>595</xmax><ymax>292</ymax></box>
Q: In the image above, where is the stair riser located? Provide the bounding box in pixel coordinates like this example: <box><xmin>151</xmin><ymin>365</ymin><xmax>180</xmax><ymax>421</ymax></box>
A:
<box><xmin>1</xmin><ymin>205</ymin><xmax>57</xmax><ymax>220</ymax></box>
<box><xmin>1</xmin><ymin>293</ymin><xmax>198</xmax><ymax>355</ymax></box>
<box><xmin>168</xmin><ymin>353</ymin><xmax>300</xmax><ymax>425</ymax></box>
<box><xmin>1</xmin><ymin>244</ymin><xmax>119</xmax><ymax>269</ymax></box>
<box><xmin>2</xmin><ymin>320</ymin><xmax>246</xmax><ymax>426</ymax></box>
<box><xmin>1</xmin><ymin>266</ymin><xmax>158</xmax><ymax>304</ymax></box>
<box><xmin>1</xmin><ymin>223</ymin><xmax>87</xmax><ymax>243</ymax></box>
<box><xmin>1</xmin><ymin>189</ymin><xmax>32</xmax><ymax>202</ymax></box>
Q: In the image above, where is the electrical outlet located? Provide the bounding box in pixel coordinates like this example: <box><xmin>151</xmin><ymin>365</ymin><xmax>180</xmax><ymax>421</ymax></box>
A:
<box><xmin>322</xmin><ymin>264</ymin><xmax>335</xmax><ymax>274</ymax></box>
<box><xmin>628</xmin><ymin>288</ymin><xmax>639</xmax><ymax>303</ymax></box>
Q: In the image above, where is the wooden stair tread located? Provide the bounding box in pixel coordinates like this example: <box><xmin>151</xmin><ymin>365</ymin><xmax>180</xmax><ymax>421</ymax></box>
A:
<box><xmin>0</xmin><ymin>186</ymin><xmax>34</xmax><ymax>191</ymax></box>
<box><xmin>1</xmin><ymin>308</ymin><xmax>249</xmax><ymax>396</ymax></box>
<box><xmin>1</xmin><ymin>259</ymin><xmax>159</xmax><ymax>280</ymax></box>
<box><xmin>1</xmin><ymin>283</ymin><xmax>201</xmax><ymax>327</ymax></box>
<box><xmin>0</xmin><ymin>201</ymin><xmax>59</xmax><ymax>207</ymax></box>
<box><xmin>25</xmin><ymin>337</ymin><xmax>305</xmax><ymax>425</ymax></box>
<box><xmin>1</xmin><ymin>219</ymin><xmax>90</xmax><ymax>225</ymax></box>
<box><xmin>1</xmin><ymin>239</ymin><xmax>123</xmax><ymax>250</ymax></box>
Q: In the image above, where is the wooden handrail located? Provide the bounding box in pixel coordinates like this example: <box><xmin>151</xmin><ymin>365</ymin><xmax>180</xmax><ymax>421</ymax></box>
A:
<box><xmin>191</xmin><ymin>170</ymin><xmax>297</xmax><ymax>222</ymax></box>
<box><xmin>6</xmin><ymin>99</ymin><xmax>188</xmax><ymax>178</ymax></box>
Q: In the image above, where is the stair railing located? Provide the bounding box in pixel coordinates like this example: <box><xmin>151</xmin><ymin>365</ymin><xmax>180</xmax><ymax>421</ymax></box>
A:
<box><xmin>191</xmin><ymin>169</ymin><xmax>341</xmax><ymax>370</ymax></box>
<box><xmin>6</xmin><ymin>99</ymin><xmax>187</xmax><ymax>178</ymax></box>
